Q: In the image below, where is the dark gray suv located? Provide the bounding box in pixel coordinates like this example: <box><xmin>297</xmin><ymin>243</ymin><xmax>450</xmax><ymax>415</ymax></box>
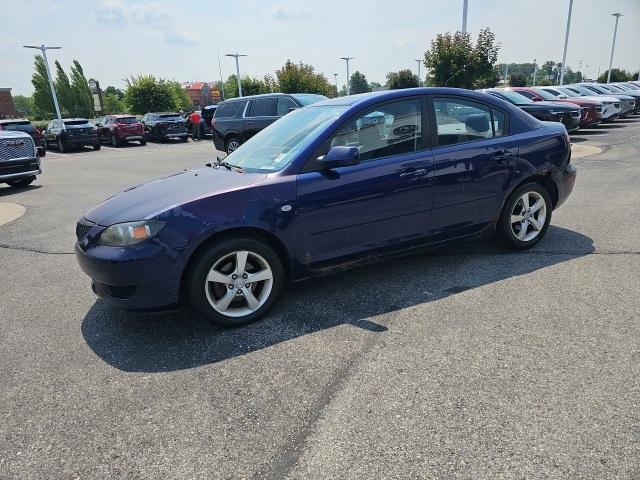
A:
<box><xmin>211</xmin><ymin>93</ymin><xmax>327</xmax><ymax>154</ymax></box>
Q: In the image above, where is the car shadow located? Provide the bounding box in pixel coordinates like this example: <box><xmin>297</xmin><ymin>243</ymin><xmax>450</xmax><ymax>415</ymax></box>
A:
<box><xmin>572</xmin><ymin>129</ymin><xmax>610</xmax><ymax>136</ymax></box>
<box><xmin>81</xmin><ymin>226</ymin><xmax>594</xmax><ymax>373</ymax></box>
<box><xmin>0</xmin><ymin>184</ymin><xmax>42</xmax><ymax>197</ymax></box>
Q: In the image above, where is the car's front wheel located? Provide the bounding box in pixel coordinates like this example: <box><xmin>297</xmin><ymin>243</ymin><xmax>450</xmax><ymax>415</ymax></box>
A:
<box><xmin>226</xmin><ymin>137</ymin><xmax>241</xmax><ymax>155</ymax></box>
<box><xmin>6</xmin><ymin>176</ymin><xmax>35</xmax><ymax>188</ymax></box>
<box><xmin>187</xmin><ymin>236</ymin><xmax>285</xmax><ymax>327</ymax></box>
<box><xmin>494</xmin><ymin>182</ymin><xmax>552</xmax><ymax>249</ymax></box>
<box><xmin>57</xmin><ymin>138</ymin><xmax>65</xmax><ymax>153</ymax></box>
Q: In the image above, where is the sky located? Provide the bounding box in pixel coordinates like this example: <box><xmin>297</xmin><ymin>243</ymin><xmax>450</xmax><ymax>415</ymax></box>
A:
<box><xmin>1</xmin><ymin>0</ymin><xmax>639</xmax><ymax>96</ymax></box>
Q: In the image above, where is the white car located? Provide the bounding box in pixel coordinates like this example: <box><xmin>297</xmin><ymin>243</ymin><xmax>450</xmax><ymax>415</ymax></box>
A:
<box><xmin>538</xmin><ymin>86</ymin><xmax>621</xmax><ymax>121</ymax></box>
<box><xmin>0</xmin><ymin>130</ymin><xmax>41</xmax><ymax>188</ymax></box>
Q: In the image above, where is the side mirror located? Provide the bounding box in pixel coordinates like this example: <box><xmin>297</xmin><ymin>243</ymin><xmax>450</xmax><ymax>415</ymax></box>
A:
<box><xmin>318</xmin><ymin>146</ymin><xmax>360</xmax><ymax>169</ymax></box>
<box><xmin>557</xmin><ymin>94</ymin><xmax>567</xmax><ymax>99</ymax></box>
<box><xmin>532</xmin><ymin>97</ymin><xmax>542</xmax><ymax>102</ymax></box>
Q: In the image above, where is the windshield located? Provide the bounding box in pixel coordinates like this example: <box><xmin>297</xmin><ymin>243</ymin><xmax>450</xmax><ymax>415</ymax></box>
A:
<box><xmin>557</xmin><ymin>87</ymin><xmax>580</xmax><ymax>97</ymax></box>
<box><xmin>532</xmin><ymin>89</ymin><xmax>558</xmax><ymax>101</ymax></box>
<box><xmin>568</xmin><ymin>86</ymin><xmax>593</xmax><ymax>96</ymax></box>
<box><xmin>115</xmin><ymin>117</ymin><xmax>138</xmax><ymax>124</ymax></box>
<box><xmin>495</xmin><ymin>90</ymin><xmax>532</xmax><ymax>104</ymax></box>
<box><xmin>291</xmin><ymin>94</ymin><xmax>328</xmax><ymax>106</ymax></box>
<box><xmin>64</xmin><ymin>120</ymin><xmax>89</xmax><ymax>126</ymax></box>
<box><xmin>225</xmin><ymin>105</ymin><xmax>346</xmax><ymax>172</ymax></box>
<box><xmin>621</xmin><ymin>83</ymin><xmax>640</xmax><ymax>90</ymax></box>
<box><xmin>585</xmin><ymin>85</ymin><xmax>608</xmax><ymax>94</ymax></box>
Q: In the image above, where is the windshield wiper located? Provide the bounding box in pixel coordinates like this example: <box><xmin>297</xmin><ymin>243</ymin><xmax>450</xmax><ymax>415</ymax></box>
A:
<box><xmin>206</xmin><ymin>157</ymin><xmax>244</xmax><ymax>173</ymax></box>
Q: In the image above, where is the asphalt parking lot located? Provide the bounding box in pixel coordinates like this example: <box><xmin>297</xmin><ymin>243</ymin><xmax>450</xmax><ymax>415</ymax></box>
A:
<box><xmin>1</xmin><ymin>122</ymin><xmax>639</xmax><ymax>479</ymax></box>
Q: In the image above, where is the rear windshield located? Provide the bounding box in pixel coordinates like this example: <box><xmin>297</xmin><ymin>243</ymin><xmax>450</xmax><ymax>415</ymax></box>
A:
<box><xmin>531</xmin><ymin>89</ymin><xmax>558</xmax><ymax>101</ymax></box>
<box><xmin>291</xmin><ymin>94</ymin><xmax>328</xmax><ymax>106</ymax></box>
<box><xmin>495</xmin><ymin>90</ymin><xmax>532</xmax><ymax>104</ymax></box>
<box><xmin>64</xmin><ymin>120</ymin><xmax>89</xmax><ymax>126</ymax></box>
<box><xmin>1</xmin><ymin>121</ymin><xmax>35</xmax><ymax>133</ymax></box>
<box><xmin>158</xmin><ymin>114</ymin><xmax>182</xmax><ymax>120</ymax></box>
<box><xmin>114</xmin><ymin>117</ymin><xmax>137</xmax><ymax>124</ymax></box>
<box><xmin>215</xmin><ymin>101</ymin><xmax>246</xmax><ymax>118</ymax></box>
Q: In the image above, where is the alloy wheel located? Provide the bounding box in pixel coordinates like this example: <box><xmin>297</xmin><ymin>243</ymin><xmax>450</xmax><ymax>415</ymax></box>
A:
<box><xmin>510</xmin><ymin>191</ymin><xmax>547</xmax><ymax>242</ymax></box>
<box><xmin>204</xmin><ymin>250</ymin><xmax>274</xmax><ymax>318</ymax></box>
<box><xmin>227</xmin><ymin>139</ymin><xmax>240</xmax><ymax>153</ymax></box>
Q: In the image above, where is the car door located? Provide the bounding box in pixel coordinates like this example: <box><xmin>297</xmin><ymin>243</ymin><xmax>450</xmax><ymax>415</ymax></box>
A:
<box><xmin>429</xmin><ymin>96</ymin><xmax>516</xmax><ymax>240</ymax></box>
<box><xmin>296</xmin><ymin>96</ymin><xmax>434</xmax><ymax>267</ymax></box>
<box><xmin>244</xmin><ymin>98</ymin><xmax>278</xmax><ymax>141</ymax></box>
<box><xmin>98</xmin><ymin>117</ymin><xmax>110</xmax><ymax>141</ymax></box>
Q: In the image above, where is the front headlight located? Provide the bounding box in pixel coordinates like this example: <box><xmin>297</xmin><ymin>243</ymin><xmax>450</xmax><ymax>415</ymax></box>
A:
<box><xmin>98</xmin><ymin>220</ymin><xmax>165</xmax><ymax>246</ymax></box>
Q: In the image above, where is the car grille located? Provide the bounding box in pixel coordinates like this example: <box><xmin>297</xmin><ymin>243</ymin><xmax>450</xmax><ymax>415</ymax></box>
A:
<box><xmin>76</xmin><ymin>219</ymin><xmax>95</xmax><ymax>242</ymax></box>
<box><xmin>594</xmin><ymin>105</ymin><xmax>603</xmax><ymax>113</ymax></box>
<box><xmin>0</xmin><ymin>137</ymin><xmax>36</xmax><ymax>161</ymax></box>
<box><xmin>570</xmin><ymin>110</ymin><xmax>580</xmax><ymax>118</ymax></box>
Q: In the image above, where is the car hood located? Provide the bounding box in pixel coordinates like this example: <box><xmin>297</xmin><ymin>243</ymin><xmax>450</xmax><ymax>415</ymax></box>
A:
<box><xmin>519</xmin><ymin>102</ymin><xmax>573</xmax><ymax>111</ymax></box>
<box><xmin>84</xmin><ymin>167</ymin><xmax>267</xmax><ymax>225</ymax></box>
<box><xmin>579</xmin><ymin>95</ymin><xmax>620</xmax><ymax>103</ymax></box>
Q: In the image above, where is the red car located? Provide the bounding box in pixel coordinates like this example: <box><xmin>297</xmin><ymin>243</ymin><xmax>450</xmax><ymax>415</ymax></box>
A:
<box><xmin>96</xmin><ymin>115</ymin><xmax>146</xmax><ymax>147</ymax></box>
<box><xmin>511</xmin><ymin>87</ymin><xmax>603</xmax><ymax>128</ymax></box>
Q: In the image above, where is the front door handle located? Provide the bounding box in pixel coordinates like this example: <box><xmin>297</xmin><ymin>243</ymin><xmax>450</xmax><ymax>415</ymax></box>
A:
<box><xmin>400</xmin><ymin>168</ymin><xmax>428</xmax><ymax>179</ymax></box>
<box><xmin>493</xmin><ymin>150</ymin><xmax>514</xmax><ymax>164</ymax></box>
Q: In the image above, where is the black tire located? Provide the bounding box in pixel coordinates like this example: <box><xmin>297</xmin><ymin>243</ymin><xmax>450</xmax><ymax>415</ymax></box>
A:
<box><xmin>7</xmin><ymin>176</ymin><xmax>35</xmax><ymax>188</ymax></box>
<box><xmin>93</xmin><ymin>142</ymin><xmax>101</xmax><ymax>151</ymax></box>
<box><xmin>139</xmin><ymin>137</ymin><xmax>147</xmax><ymax>146</ymax></box>
<box><xmin>181</xmin><ymin>136</ymin><xmax>189</xmax><ymax>142</ymax></box>
<box><xmin>186</xmin><ymin>236</ymin><xmax>285</xmax><ymax>327</ymax></box>
<box><xmin>493</xmin><ymin>182</ymin><xmax>552</xmax><ymax>250</ymax></box>
<box><xmin>153</xmin><ymin>128</ymin><xmax>163</xmax><ymax>143</ymax></box>
<box><xmin>57</xmin><ymin>138</ymin><xmax>66</xmax><ymax>153</ymax></box>
<box><xmin>110</xmin><ymin>133</ymin><xmax>121</xmax><ymax>147</ymax></box>
<box><xmin>39</xmin><ymin>141</ymin><xmax>47</xmax><ymax>157</ymax></box>
<box><xmin>225</xmin><ymin>136</ymin><xmax>241</xmax><ymax>155</ymax></box>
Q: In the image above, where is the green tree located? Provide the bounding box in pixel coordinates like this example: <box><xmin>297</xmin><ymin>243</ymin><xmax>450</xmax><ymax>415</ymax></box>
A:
<box><xmin>54</xmin><ymin>60</ymin><xmax>74</xmax><ymax>116</ymax></box>
<box><xmin>102</xmin><ymin>93</ymin><xmax>127</xmax><ymax>114</ymax></box>
<box><xmin>13</xmin><ymin>95</ymin><xmax>36</xmax><ymax>117</ymax></box>
<box><xmin>386</xmin><ymin>69</ymin><xmax>419</xmax><ymax>89</ymax></box>
<box><xmin>31</xmin><ymin>55</ymin><xmax>55</xmax><ymax>117</ymax></box>
<box><xmin>69</xmin><ymin>60</ymin><xmax>95</xmax><ymax>117</ymax></box>
<box><xmin>349</xmin><ymin>71</ymin><xmax>370</xmax><ymax>94</ymax></box>
<box><xmin>597</xmin><ymin>68</ymin><xmax>633</xmax><ymax>83</ymax></box>
<box><xmin>275</xmin><ymin>60</ymin><xmax>332</xmax><ymax>96</ymax></box>
<box><xmin>368</xmin><ymin>81</ymin><xmax>382</xmax><ymax>91</ymax></box>
<box><xmin>124</xmin><ymin>75</ymin><xmax>175</xmax><ymax>114</ymax></box>
<box><xmin>540</xmin><ymin>60</ymin><xmax>556</xmax><ymax>80</ymax></box>
<box><xmin>240</xmin><ymin>76</ymin><xmax>271</xmax><ymax>96</ymax></box>
<box><xmin>103</xmin><ymin>86</ymin><xmax>124</xmax><ymax>99</ymax></box>
<box><xmin>423</xmin><ymin>28</ymin><xmax>500</xmax><ymax>88</ymax></box>
<box><xmin>509</xmin><ymin>73</ymin><xmax>527</xmax><ymax>87</ymax></box>
<box><xmin>167</xmin><ymin>80</ymin><xmax>191</xmax><ymax>111</ymax></box>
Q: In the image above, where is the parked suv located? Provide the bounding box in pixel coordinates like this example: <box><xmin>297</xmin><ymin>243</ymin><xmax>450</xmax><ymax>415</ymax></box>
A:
<box><xmin>0</xmin><ymin>119</ymin><xmax>46</xmax><ymax>157</ymax></box>
<box><xmin>538</xmin><ymin>86</ymin><xmax>621</xmax><ymax>122</ymax></box>
<box><xmin>96</xmin><ymin>115</ymin><xmax>146</xmax><ymax>147</ymax></box>
<box><xmin>212</xmin><ymin>93</ymin><xmax>327</xmax><ymax>154</ymax></box>
<box><xmin>141</xmin><ymin>112</ymin><xmax>188</xmax><ymax>142</ymax></box>
<box><xmin>0</xmin><ymin>130</ymin><xmax>41</xmax><ymax>187</ymax></box>
<box><xmin>43</xmin><ymin>118</ymin><xmax>99</xmax><ymax>152</ymax></box>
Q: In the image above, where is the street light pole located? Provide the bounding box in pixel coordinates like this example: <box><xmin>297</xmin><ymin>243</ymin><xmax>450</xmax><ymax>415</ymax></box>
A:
<box><xmin>340</xmin><ymin>57</ymin><xmax>354</xmax><ymax>95</ymax></box>
<box><xmin>333</xmin><ymin>73</ymin><xmax>338</xmax><ymax>97</ymax></box>
<box><xmin>415</xmin><ymin>59</ymin><xmax>422</xmax><ymax>86</ymax></box>
<box><xmin>504</xmin><ymin>64</ymin><xmax>509</xmax><ymax>86</ymax></box>
<box><xmin>23</xmin><ymin>44</ymin><xmax>62</xmax><ymax>119</ymax></box>
<box><xmin>607</xmin><ymin>13</ymin><xmax>623</xmax><ymax>83</ymax></box>
<box><xmin>225</xmin><ymin>53</ymin><xmax>247</xmax><ymax>97</ymax></box>
<box><xmin>462</xmin><ymin>0</ymin><xmax>469</xmax><ymax>33</ymax></box>
<box><xmin>217</xmin><ymin>51</ymin><xmax>225</xmax><ymax>101</ymax></box>
<box><xmin>559</xmin><ymin>0</ymin><xmax>573</xmax><ymax>86</ymax></box>
<box><xmin>532</xmin><ymin>58</ymin><xmax>538</xmax><ymax>86</ymax></box>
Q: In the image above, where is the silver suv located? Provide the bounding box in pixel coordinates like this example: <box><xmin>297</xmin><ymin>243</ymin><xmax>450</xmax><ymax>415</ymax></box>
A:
<box><xmin>0</xmin><ymin>130</ymin><xmax>41</xmax><ymax>188</ymax></box>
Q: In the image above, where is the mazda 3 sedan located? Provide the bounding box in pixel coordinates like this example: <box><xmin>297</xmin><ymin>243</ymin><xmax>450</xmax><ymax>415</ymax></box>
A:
<box><xmin>75</xmin><ymin>88</ymin><xmax>576</xmax><ymax>326</ymax></box>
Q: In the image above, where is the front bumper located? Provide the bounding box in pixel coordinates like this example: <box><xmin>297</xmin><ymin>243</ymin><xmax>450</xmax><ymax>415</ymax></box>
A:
<box><xmin>75</xmin><ymin>239</ymin><xmax>185</xmax><ymax>310</ymax></box>
<box><xmin>0</xmin><ymin>157</ymin><xmax>41</xmax><ymax>181</ymax></box>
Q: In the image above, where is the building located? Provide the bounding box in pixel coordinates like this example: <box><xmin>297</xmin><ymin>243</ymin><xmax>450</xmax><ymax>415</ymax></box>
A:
<box><xmin>0</xmin><ymin>88</ymin><xmax>17</xmax><ymax>119</ymax></box>
<box><xmin>184</xmin><ymin>82</ymin><xmax>212</xmax><ymax>109</ymax></box>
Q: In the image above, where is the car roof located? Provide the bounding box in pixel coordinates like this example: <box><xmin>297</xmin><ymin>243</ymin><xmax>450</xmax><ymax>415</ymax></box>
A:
<box><xmin>221</xmin><ymin>93</ymin><xmax>293</xmax><ymax>103</ymax></box>
<box><xmin>0</xmin><ymin>118</ymin><xmax>31</xmax><ymax>123</ymax></box>
<box><xmin>149</xmin><ymin>112</ymin><xmax>179</xmax><ymax>115</ymax></box>
<box><xmin>312</xmin><ymin>87</ymin><xmax>503</xmax><ymax>108</ymax></box>
<box><xmin>110</xmin><ymin>114</ymin><xmax>136</xmax><ymax>118</ymax></box>
<box><xmin>61</xmin><ymin>118</ymin><xmax>89</xmax><ymax>121</ymax></box>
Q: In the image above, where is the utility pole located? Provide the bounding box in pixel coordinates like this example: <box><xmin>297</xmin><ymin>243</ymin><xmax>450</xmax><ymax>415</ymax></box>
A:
<box><xmin>217</xmin><ymin>51</ymin><xmax>225</xmax><ymax>101</ymax></box>
<box><xmin>559</xmin><ymin>0</ymin><xmax>573</xmax><ymax>85</ymax></box>
<box><xmin>607</xmin><ymin>13</ymin><xmax>623</xmax><ymax>83</ymax></box>
<box><xmin>532</xmin><ymin>58</ymin><xmax>538</xmax><ymax>86</ymax></box>
<box><xmin>340</xmin><ymin>57</ymin><xmax>354</xmax><ymax>95</ymax></box>
<box><xmin>504</xmin><ymin>64</ymin><xmax>509</xmax><ymax>87</ymax></box>
<box><xmin>225</xmin><ymin>53</ymin><xmax>247</xmax><ymax>97</ymax></box>
<box><xmin>23</xmin><ymin>44</ymin><xmax>62</xmax><ymax>119</ymax></box>
<box><xmin>462</xmin><ymin>0</ymin><xmax>469</xmax><ymax>33</ymax></box>
<box><xmin>415</xmin><ymin>59</ymin><xmax>422</xmax><ymax>86</ymax></box>
<box><xmin>578</xmin><ymin>59</ymin><xmax>583</xmax><ymax>83</ymax></box>
<box><xmin>334</xmin><ymin>73</ymin><xmax>338</xmax><ymax>97</ymax></box>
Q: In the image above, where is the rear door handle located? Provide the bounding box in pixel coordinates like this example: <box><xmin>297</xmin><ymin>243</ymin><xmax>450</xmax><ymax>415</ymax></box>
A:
<box><xmin>493</xmin><ymin>150</ymin><xmax>513</xmax><ymax>163</ymax></box>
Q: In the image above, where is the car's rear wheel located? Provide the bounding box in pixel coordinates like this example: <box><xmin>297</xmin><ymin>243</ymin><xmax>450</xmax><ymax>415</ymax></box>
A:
<box><xmin>153</xmin><ymin>129</ymin><xmax>162</xmax><ymax>143</ymax></box>
<box><xmin>110</xmin><ymin>133</ymin><xmax>122</xmax><ymax>147</ymax></box>
<box><xmin>6</xmin><ymin>176</ymin><xmax>35</xmax><ymax>188</ymax></box>
<box><xmin>93</xmin><ymin>142</ymin><xmax>101</xmax><ymax>151</ymax></box>
<box><xmin>187</xmin><ymin>236</ymin><xmax>285</xmax><ymax>327</ymax></box>
<box><xmin>57</xmin><ymin>138</ymin><xmax>65</xmax><ymax>153</ymax></box>
<box><xmin>139</xmin><ymin>137</ymin><xmax>147</xmax><ymax>146</ymax></box>
<box><xmin>494</xmin><ymin>182</ymin><xmax>552</xmax><ymax>249</ymax></box>
<box><xmin>226</xmin><ymin>137</ymin><xmax>241</xmax><ymax>155</ymax></box>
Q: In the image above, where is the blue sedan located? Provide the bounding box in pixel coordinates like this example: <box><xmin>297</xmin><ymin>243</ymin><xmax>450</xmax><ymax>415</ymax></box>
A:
<box><xmin>75</xmin><ymin>88</ymin><xmax>577</xmax><ymax>326</ymax></box>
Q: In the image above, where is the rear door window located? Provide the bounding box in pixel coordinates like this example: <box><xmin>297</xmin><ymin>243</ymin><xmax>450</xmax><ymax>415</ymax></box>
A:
<box><xmin>433</xmin><ymin>97</ymin><xmax>507</xmax><ymax>146</ymax></box>
<box><xmin>248</xmin><ymin>98</ymin><xmax>277</xmax><ymax>117</ymax></box>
